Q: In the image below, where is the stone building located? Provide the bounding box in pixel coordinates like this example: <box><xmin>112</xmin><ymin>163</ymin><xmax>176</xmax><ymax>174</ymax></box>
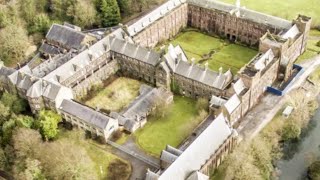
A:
<box><xmin>59</xmin><ymin>99</ymin><xmax>119</xmax><ymax>140</ymax></box>
<box><xmin>146</xmin><ymin>114</ymin><xmax>238</xmax><ymax>179</ymax></box>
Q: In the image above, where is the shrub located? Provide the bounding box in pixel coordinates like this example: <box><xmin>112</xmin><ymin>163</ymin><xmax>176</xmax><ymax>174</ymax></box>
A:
<box><xmin>308</xmin><ymin>161</ymin><xmax>320</xmax><ymax>180</ymax></box>
<box><xmin>281</xmin><ymin>121</ymin><xmax>301</xmax><ymax>142</ymax></box>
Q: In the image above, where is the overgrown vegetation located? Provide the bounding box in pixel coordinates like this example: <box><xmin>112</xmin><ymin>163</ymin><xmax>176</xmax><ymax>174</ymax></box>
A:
<box><xmin>0</xmin><ymin>91</ymin><xmax>130</xmax><ymax>179</ymax></box>
<box><xmin>308</xmin><ymin>161</ymin><xmax>320</xmax><ymax>180</ymax></box>
<box><xmin>0</xmin><ymin>0</ymin><xmax>164</xmax><ymax>67</ymax></box>
<box><xmin>135</xmin><ymin>96</ymin><xmax>208</xmax><ymax>156</ymax></box>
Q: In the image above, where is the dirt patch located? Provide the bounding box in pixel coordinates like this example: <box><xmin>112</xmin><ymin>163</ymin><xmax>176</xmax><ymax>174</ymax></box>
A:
<box><xmin>107</xmin><ymin>159</ymin><xmax>131</xmax><ymax>180</ymax></box>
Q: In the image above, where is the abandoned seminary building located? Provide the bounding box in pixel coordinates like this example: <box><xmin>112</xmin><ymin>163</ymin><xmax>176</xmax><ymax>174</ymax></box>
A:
<box><xmin>0</xmin><ymin>0</ymin><xmax>312</xmax><ymax>179</ymax></box>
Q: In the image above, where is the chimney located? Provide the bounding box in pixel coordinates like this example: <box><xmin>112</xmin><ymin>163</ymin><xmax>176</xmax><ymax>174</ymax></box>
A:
<box><xmin>191</xmin><ymin>58</ymin><xmax>195</xmax><ymax>66</ymax></box>
<box><xmin>103</xmin><ymin>42</ymin><xmax>109</xmax><ymax>51</ymax></box>
<box><xmin>236</xmin><ymin>0</ymin><xmax>241</xmax><ymax>9</ymax></box>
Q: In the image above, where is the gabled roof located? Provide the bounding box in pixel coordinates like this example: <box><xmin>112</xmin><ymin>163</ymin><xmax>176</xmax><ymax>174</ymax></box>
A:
<box><xmin>39</xmin><ymin>43</ymin><xmax>63</xmax><ymax>55</ymax></box>
<box><xmin>59</xmin><ymin>100</ymin><xmax>115</xmax><ymax>130</ymax></box>
<box><xmin>187</xmin><ymin>0</ymin><xmax>292</xmax><ymax>30</ymax></box>
<box><xmin>110</xmin><ymin>37</ymin><xmax>161</xmax><ymax>66</ymax></box>
<box><xmin>233</xmin><ymin>78</ymin><xmax>247</xmax><ymax>96</ymax></box>
<box><xmin>127</xmin><ymin>0</ymin><xmax>186</xmax><ymax>36</ymax></box>
<box><xmin>224</xmin><ymin>94</ymin><xmax>241</xmax><ymax>114</ymax></box>
<box><xmin>281</xmin><ymin>24</ymin><xmax>300</xmax><ymax>39</ymax></box>
<box><xmin>46</xmin><ymin>24</ymin><xmax>86</xmax><ymax>50</ymax></box>
<box><xmin>159</xmin><ymin>114</ymin><xmax>233</xmax><ymax>179</ymax></box>
<box><xmin>210</xmin><ymin>95</ymin><xmax>227</xmax><ymax>107</ymax></box>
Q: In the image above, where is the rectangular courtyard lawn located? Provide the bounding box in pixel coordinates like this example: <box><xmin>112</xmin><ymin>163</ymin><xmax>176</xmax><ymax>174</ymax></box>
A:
<box><xmin>83</xmin><ymin>77</ymin><xmax>142</xmax><ymax>112</ymax></box>
<box><xmin>135</xmin><ymin>96</ymin><xmax>206</xmax><ymax>156</ymax></box>
<box><xmin>164</xmin><ymin>30</ymin><xmax>257</xmax><ymax>74</ymax></box>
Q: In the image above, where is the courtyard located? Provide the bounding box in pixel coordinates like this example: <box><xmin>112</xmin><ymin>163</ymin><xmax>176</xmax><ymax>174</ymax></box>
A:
<box><xmin>161</xmin><ymin>30</ymin><xmax>257</xmax><ymax>74</ymax></box>
<box><xmin>134</xmin><ymin>96</ymin><xmax>207</xmax><ymax>156</ymax></box>
<box><xmin>82</xmin><ymin>77</ymin><xmax>143</xmax><ymax>112</ymax></box>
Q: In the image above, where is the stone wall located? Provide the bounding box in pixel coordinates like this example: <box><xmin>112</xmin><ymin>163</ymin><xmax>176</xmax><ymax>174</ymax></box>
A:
<box><xmin>72</xmin><ymin>60</ymin><xmax>119</xmax><ymax>99</ymax></box>
<box><xmin>132</xmin><ymin>3</ymin><xmax>188</xmax><ymax>48</ymax></box>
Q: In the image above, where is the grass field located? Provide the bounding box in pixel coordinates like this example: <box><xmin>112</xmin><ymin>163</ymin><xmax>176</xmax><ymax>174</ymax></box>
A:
<box><xmin>219</xmin><ymin>0</ymin><xmax>320</xmax><ymax>26</ymax></box>
<box><xmin>135</xmin><ymin>96</ymin><xmax>207</xmax><ymax>156</ymax></box>
<box><xmin>163</xmin><ymin>30</ymin><xmax>257</xmax><ymax>74</ymax></box>
<box><xmin>59</xmin><ymin>129</ymin><xmax>131</xmax><ymax>180</ymax></box>
<box><xmin>84</xmin><ymin>77</ymin><xmax>142</xmax><ymax>112</ymax></box>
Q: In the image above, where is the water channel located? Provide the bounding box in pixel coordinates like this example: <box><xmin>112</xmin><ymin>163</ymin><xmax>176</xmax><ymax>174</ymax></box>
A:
<box><xmin>278</xmin><ymin>106</ymin><xmax>320</xmax><ymax>180</ymax></box>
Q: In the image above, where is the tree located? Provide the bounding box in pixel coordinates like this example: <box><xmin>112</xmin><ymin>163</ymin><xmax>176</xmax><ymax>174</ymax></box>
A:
<box><xmin>308</xmin><ymin>161</ymin><xmax>320</xmax><ymax>180</ymax></box>
<box><xmin>15</xmin><ymin>115</ymin><xmax>34</xmax><ymax>129</ymax></box>
<box><xmin>16</xmin><ymin>158</ymin><xmax>46</xmax><ymax>180</ymax></box>
<box><xmin>0</xmin><ymin>102</ymin><xmax>10</xmax><ymax>122</ymax></box>
<box><xmin>99</xmin><ymin>0</ymin><xmax>121</xmax><ymax>27</ymax></box>
<box><xmin>0</xmin><ymin>24</ymin><xmax>31</xmax><ymax>66</ymax></box>
<box><xmin>37</xmin><ymin>110</ymin><xmax>61</xmax><ymax>141</ymax></box>
<box><xmin>29</xmin><ymin>14</ymin><xmax>52</xmax><ymax>34</ymax></box>
<box><xmin>117</xmin><ymin>0</ymin><xmax>132</xmax><ymax>15</ymax></box>
<box><xmin>72</xmin><ymin>0</ymin><xmax>97</xmax><ymax>28</ymax></box>
<box><xmin>282</xmin><ymin>121</ymin><xmax>301</xmax><ymax>142</ymax></box>
<box><xmin>1</xmin><ymin>92</ymin><xmax>28</xmax><ymax>114</ymax></box>
<box><xmin>2</xmin><ymin>118</ymin><xmax>16</xmax><ymax>146</ymax></box>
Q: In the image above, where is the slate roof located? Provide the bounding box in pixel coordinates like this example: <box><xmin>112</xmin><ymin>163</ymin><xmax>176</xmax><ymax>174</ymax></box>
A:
<box><xmin>161</xmin><ymin>150</ymin><xmax>178</xmax><ymax>163</ymax></box>
<box><xmin>232</xmin><ymin>78</ymin><xmax>247</xmax><ymax>96</ymax></box>
<box><xmin>281</xmin><ymin>24</ymin><xmax>300</xmax><ymax>39</ymax></box>
<box><xmin>0</xmin><ymin>66</ymin><xmax>15</xmax><ymax>77</ymax></box>
<box><xmin>158</xmin><ymin>114</ymin><xmax>234</xmax><ymax>179</ymax></box>
<box><xmin>165</xmin><ymin>44</ymin><xmax>232</xmax><ymax>90</ymax></box>
<box><xmin>44</xmin><ymin>35</ymin><xmax>108</xmax><ymax>83</ymax></box>
<box><xmin>39</xmin><ymin>43</ymin><xmax>63</xmax><ymax>55</ymax></box>
<box><xmin>145</xmin><ymin>169</ymin><xmax>160</xmax><ymax>180</ymax></box>
<box><xmin>187</xmin><ymin>0</ymin><xmax>292</xmax><ymax>30</ymax></box>
<box><xmin>121</xmin><ymin>85</ymin><xmax>160</xmax><ymax>119</ymax></box>
<box><xmin>223</xmin><ymin>94</ymin><xmax>241</xmax><ymax>114</ymax></box>
<box><xmin>210</xmin><ymin>95</ymin><xmax>227</xmax><ymax>107</ymax></box>
<box><xmin>127</xmin><ymin>0</ymin><xmax>186</xmax><ymax>36</ymax></box>
<box><xmin>59</xmin><ymin>100</ymin><xmax>115</xmax><ymax>130</ymax></box>
<box><xmin>46</xmin><ymin>24</ymin><xmax>86</xmax><ymax>50</ymax></box>
<box><xmin>110</xmin><ymin>37</ymin><xmax>161</xmax><ymax>66</ymax></box>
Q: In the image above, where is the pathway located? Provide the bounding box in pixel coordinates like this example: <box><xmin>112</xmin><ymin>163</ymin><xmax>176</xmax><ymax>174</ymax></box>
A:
<box><xmin>238</xmin><ymin>55</ymin><xmax>320</xmax><ymax>140</ymax></box>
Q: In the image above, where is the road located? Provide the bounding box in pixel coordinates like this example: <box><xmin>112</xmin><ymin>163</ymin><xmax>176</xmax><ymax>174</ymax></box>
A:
<box><xmin>238</xmin><ymin>55</ymin><xmax>320</xmax><ymax>140</ymax></box>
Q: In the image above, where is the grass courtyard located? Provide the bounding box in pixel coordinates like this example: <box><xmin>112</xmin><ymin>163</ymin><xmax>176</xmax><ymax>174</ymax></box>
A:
<box><xmin>161</xmin><ymin>30</ymin><xmax>257</xmax><ymax>74</ymax></box>
<box><xmin>219</xmin><ymin>0</ymin><xmax>320</xmax><ymax>26</ymax></box>
<box><xmin>83</xmin><ymin>77</ymin><xmax>143</xmax><ymax>112</ymax></box>
<box><xmin>58</xmin><ymin>129</ymin><xmax>131</xmax><ymax>180</ymax></box>
<box><xmin>134</xmin><ymin>96</ymin><xmax>207</xmax><ymax>156</ymax></box>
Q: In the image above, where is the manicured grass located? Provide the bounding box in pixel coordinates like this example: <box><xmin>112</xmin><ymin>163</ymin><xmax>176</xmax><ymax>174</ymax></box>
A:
<box><xmin>59</xmin><ymin>129</ymin><xmax>131</xmax><ymax>180</ymax></box>
<box><xmin>163</xmin><ymin>30</ymin><xmax>257</xmax><ymax>74</ymax></box>
<box><xmin>310</xmin><ymin>30</ymin><xmax>320</xmax><ymax>37</ymax></box>
<box><xmin>84</xmin><ymin>77</ymin><xmax>142</xmax><ymax>112</ymax></box>
<box><xmin>296</xmin><ymin>50</ymin><xmax>318</xmax><ymax>64</ymax></box>
<box><xmin>135</xmin><ymin>96</ymin><xmax>206</xmax><ymax>156</ymax></box>
<box><xmin>219</xmin><ymin>0</ymin><xmax>320</xmax><ymax>26</ymax></box>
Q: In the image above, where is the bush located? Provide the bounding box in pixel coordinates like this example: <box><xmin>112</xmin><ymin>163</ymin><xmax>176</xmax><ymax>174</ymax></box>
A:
<box><xmin>316</xmin><ymin>41</ymin><xmax>320</xmax><ymax>47</ymax></box>
<box><xmin>281</xmin><ymin>121</ymin><xmax>301</xmax><ymax>142</ymax></box>
<box><xmin>308</xmin><ymin>161</ymin><xmax>320</xmax><ymax>180</ymax></box>
<box><xmin>196</xmin><ymin>98</ymin><xmax>209</xmax><ymax>113</ymax></box>
<box><xmin>107</xmin><ymin>159</ymin><xmax>130</xmax><ymax>180</ymax></box>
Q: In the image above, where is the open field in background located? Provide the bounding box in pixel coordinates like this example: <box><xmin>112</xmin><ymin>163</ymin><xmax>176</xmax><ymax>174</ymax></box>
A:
<box><xmin>219</xmin><ymin>0</ymin><xmax>320</xmax><ymax>26</ymax></box>
<box><xmin>160</xmin><ymin>30</ymin><xmax>257</xmax><ymax>74</ymax></box>
<box><xmin>83</xmin><ymin>77</ymin><xmax>142</xmax><ymax>112</ymax></box>
<box><xmin>296</xmin><ymin>30</ymin><xmax>320</xmax><ymax>64</ymax></box>
<box><xmin>58</xmin><ymin>129</ymin><xmax>131</xmax><ymax>180</ymax></box>
<box><xmin>135</xmin><ymin>96</ymin><xmax>207</xmax><ymax>156</ymax></box>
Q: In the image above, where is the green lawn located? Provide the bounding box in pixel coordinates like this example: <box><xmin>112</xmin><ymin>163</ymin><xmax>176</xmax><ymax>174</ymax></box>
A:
<box><xmin>163</xmin><ymin>30</ymin><xmax>257</xmax><ymax>74</ymax></box>
<box><xmin>219</xmin><ymin>0</ymin><xmax>320</xmax><ymax>26</ymax></box>
<box><xmin>59</xmin><ymin>129</ymin><xmax>131</xmax><ymax>180</ymax></box>
<box><xmin>135</xmin><ymin>96</ymin><xmax>206</xmax><ymax>156</ymax></box>
<box><xmin>84</xmin><ymin>77</ymin><xmax>142</xmax><ymax>112</ymax></box>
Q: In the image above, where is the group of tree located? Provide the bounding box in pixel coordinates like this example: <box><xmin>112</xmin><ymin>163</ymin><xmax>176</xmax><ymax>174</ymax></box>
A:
<box><xmin>0</xmin><ymin>91</ymin><xmax>92</xmax><ymax>179</ymax></box>
<box><xmin>0</xmin><ymin>0</ymin><xmax>163</xmax><ymax>67</ymax></box>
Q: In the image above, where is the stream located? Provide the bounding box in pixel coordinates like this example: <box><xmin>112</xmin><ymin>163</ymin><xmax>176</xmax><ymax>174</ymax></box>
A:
<box><xmin>277</xmin><ymin>107</ymin><xmax>320</xmax><ymax>180</ymax></box>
